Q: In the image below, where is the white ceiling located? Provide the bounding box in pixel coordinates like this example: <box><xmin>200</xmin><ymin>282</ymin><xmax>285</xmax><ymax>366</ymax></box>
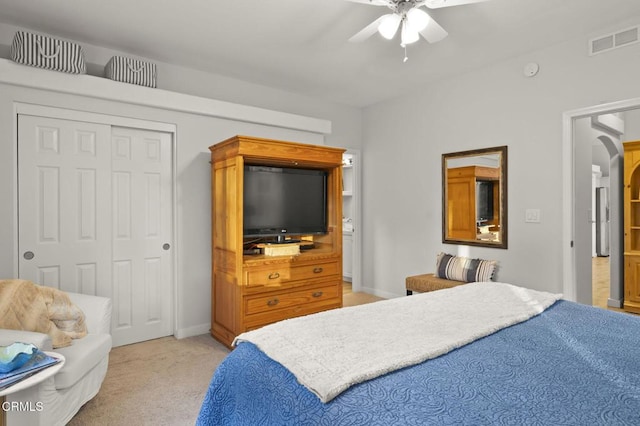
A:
<box><xmin>1</xmin><ymin>0</ymin><xmax>640</xmax><ymax>107</ymax></box>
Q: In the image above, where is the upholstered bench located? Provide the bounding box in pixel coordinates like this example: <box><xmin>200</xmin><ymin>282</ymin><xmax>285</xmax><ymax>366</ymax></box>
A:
<box><xmin>405</xmin><ymin>273</ymin><xmax>467</xmax><ymax>295</ymax></box>
<box><xmin>406</xmin><ymin>253</ymin><xmax>497</xmax><ymax>296</ymax></box>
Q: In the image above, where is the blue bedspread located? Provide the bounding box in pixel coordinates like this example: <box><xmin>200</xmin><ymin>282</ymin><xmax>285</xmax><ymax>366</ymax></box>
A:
<box><xmin>197</xmin><ymin>301</ymin><xmax>640</xmax><ymax>425</ymax></box>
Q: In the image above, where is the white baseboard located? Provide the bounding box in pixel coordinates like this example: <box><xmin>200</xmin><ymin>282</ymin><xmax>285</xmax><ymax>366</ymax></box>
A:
<box><xmin>607</xmin><ymin>298</ymin><xmax>623</xmax><ymax>309</ymax></box>
<box><xmin>175</xmin><ymin>323</ymin><xmax>210</xmax><ymax>339</ymax></box>
<box><xmin>359</xmin><ymin>286</ymin><xmax>401</xmax><ymax>300</ymax></box>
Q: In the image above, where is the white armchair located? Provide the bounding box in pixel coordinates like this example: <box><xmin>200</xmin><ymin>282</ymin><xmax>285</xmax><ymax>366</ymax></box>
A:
<box><xmin>0</xmin><ymin>292</ymin><xmax>112</xmax><ymax>426</ymax></box>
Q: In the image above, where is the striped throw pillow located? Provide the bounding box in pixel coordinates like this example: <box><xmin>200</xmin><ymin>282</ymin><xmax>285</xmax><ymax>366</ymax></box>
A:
<box><xmin>435</xmin><ymin>252</ymin><xmax>496</xmax><ymax>282</ymax></box>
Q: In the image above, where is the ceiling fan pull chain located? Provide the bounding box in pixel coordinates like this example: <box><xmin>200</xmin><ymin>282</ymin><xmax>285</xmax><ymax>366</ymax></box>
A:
<box><xmin>403</xmin><ymin>45</ymin><xmax>409</xmax><ymax>62</ymax></box>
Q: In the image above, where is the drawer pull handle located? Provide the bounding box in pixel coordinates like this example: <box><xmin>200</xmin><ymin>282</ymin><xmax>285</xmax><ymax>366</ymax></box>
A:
<box><xmin>312</xmin><ymin>291</ymin><xmax>323</xmax><ymax>298</ymax></box>
<box><xmin>268</xmin><ymin>272</ymin><xmax>280</xmax><ymax>280</ymax></box>
<box><xmin>313</xmin><ymin>267</ymin><xmax>323</xmax><ymax>274</ymax></box>
<box><xmin>267</xmin><ymin>298</ymin><xmax>279</xmax><ymax>306</ymax></box>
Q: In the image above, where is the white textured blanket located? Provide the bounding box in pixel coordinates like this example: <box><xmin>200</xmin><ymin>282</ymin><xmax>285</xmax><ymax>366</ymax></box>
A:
<box><xmin>234</xmin><ymin>282</ymin><xmax>561</xmax><ymax>403</ymax></box>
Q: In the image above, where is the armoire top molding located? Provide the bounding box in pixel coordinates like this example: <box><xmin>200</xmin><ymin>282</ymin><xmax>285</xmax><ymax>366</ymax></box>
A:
<box><xmin>0</xmin><ymin>58</ymin><xmax>331</xmax><ymax>135</ymax></box>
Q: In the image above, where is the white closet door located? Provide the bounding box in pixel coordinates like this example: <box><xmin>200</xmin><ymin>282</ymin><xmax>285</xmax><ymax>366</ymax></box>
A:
<box><xmin>18</xmin><ymin>115</ymin><xmax>112</xmax><ymax>295</ymax></box>
<box><xmin>18</xmin><ymin>115</ymin><xmax>174</xmax><ymax>347</ymax></box>
<box><xmin>111</xmin><ymin>127</ymin><xmax>173</xmax><ymax>346</ymax></box>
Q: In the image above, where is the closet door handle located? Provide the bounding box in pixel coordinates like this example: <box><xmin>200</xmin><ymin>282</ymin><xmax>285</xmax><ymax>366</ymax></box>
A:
<box><xmin>267</xmin><ymin>298</ymin><xmax>279</xmax><ymax>307</ymax></box>
<box><xmin>268</xmin><ymin>272</ymin><xmax>280</xmax><ymax>280</ymax></box>
<box><xmin>23</xmin><ymin>251</ymin><xmax>35</xmax><ymax>260</ymax></box>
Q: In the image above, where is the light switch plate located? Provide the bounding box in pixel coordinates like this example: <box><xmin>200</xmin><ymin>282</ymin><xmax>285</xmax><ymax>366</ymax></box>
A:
<box><xmin>525</xmin><ymin>209</ymin><xmax>541</xmax><ymax>223</ymax></box>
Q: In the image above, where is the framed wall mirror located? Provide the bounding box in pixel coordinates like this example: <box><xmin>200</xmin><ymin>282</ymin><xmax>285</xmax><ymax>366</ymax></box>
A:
<box><xmin>442</xmin><ymin>146</ymin><xmax>508</xmax><ymax>249</ymax></box>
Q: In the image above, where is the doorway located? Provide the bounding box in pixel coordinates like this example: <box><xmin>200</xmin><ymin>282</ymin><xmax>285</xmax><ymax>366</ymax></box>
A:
<box><xmin>342</xmin><ymin>149</ymin><xmax>361</xmax><ymax>293</ymax></box>
<box><xmin>564</xmin><ymin>98</ymin><xmax>640</xmax><ymax>306</ymax></box>
<box><xmin>591</xmin><ymin>134</ymin><xmax>616</xmax><ymax>309</ymax></box>
<box><xmin>572</xmin><ymin>116</ymin><xmax>622</xmax><ymax>308</ymax></box>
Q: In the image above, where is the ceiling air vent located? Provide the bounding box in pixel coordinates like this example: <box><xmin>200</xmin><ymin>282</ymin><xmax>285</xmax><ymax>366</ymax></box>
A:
<box><xmin>589</xmin><ymin>25</ymin><xmax>639</xmax><ymax>56</ymax></box>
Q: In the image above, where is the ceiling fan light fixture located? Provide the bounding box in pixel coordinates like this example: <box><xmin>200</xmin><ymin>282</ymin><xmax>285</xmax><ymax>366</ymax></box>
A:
<box><xmin>377</xmin><ymin>14</ymin><xmax>401</xmax><ymax>39</ymax></box>
<box><xmin>400</xmin><ymin>21</ymin><xmax>420</xmax><ymax>46</ymax></box>
<box><xmin>406</xmin><ymin>7</ymin><xmax>430</xmax><ymax>32</ymax></box>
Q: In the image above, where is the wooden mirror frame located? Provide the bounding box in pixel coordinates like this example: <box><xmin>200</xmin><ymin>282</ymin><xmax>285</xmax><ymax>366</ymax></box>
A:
<box><xmin>442</xmin><ymin>146</ymin><xmax>508</xmax><ymax>249</ymax></box>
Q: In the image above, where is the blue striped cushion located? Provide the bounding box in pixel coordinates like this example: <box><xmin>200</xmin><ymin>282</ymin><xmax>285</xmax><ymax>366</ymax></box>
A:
<box><xmin>435</xmin><ymin>252</ymin><xmax>496</xmax><ymax>282</ymax></box>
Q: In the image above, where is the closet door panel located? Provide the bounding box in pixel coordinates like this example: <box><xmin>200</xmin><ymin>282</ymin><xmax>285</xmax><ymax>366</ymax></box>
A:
<box><xmin>110</xmin><ymin>127</ymin><xmax>173</xmax><ymax>346</ymax></box>
<box><xmin>18</xmin><ymin>115</ymin><xmax>112</xmax><ymax>295</ymax></box>
<box><xmin>18</xmin><ymin>115</ymin><xmax>174</xmax><ymax>347</ymax></box>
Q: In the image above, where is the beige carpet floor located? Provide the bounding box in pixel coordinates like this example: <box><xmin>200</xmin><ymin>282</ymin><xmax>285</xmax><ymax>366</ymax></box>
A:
<box><xmin>69</xmin><ymin>291</ymin><xmax>384</xmax><ymax>425</ymax></box>
<box><xmin>68</xmin><ymin>334</ymin><xmax>230</xmax><ymax>426</ymax></box>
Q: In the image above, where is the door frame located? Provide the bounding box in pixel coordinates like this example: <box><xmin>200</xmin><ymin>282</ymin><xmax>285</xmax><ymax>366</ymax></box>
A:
<box><xmin>13</xmin><ymin>102</ymin><xmax>179</xmax><ymax>337</ymax></box>
<box><xmin>562</xmin><ymin>96</ymin><xmax>640</xmax><ymax>304</ymax></box>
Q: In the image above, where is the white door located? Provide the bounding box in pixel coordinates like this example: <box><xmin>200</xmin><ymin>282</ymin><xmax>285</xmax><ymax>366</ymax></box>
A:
<box><xmin>111</xmin><ymin>127</ymin><xmax>173</xmax><ymax>346</ymax></box>
<box><xmin>18</xmin><ymin>115</ymin><xmax>174</xmax><ymax>346</ymax></box>
<box><xmin>18</xmin><ymin>115</ymin><xmax>112</xmax><ymax>294</ymax></box>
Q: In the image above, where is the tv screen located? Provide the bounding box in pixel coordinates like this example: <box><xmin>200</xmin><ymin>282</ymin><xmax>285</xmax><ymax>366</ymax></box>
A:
<box><xmin>243</xmin><ymin>165</ymin><xmax>328</xmax><ymax>239</ymax></box>
<box><xmin>476</xmin><ymin>180</ymin><xmax>494</xmax><ymax>222</ymax></box>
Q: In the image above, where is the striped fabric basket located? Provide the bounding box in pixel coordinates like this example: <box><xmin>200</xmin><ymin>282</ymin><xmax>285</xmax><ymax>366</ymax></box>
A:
<box><xmin>10</xmin><ymin>31</ymin><xmax>87</xmax><ymax>74</ymax></box>
<box><xmin>105</xmin><ymin>56</ymin><xmax>157</xmax><ymax>88</ymax></box>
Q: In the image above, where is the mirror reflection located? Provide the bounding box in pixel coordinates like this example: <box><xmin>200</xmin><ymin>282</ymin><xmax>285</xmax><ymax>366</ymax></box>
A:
<box><xmin>442</xmin><ymin>146</ymin><xmax>508</xmax><ymax>249</ymax></box>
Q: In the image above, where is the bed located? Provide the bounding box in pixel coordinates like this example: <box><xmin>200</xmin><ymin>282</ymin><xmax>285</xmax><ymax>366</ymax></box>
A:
<box><xmin>197</xmin><ymin>282</ymin><xmax>640</xmax><ymax>425</ymax></box>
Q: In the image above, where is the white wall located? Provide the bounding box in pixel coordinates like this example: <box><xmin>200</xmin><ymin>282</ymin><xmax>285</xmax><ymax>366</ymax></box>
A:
<box><xmin>361</xmin><ymin>16</ymin><xmax>640</xmax><ymax>298</ymax></box>
<box><xmin>0</xmin><ymin>24</ymin><xmax>362</xmax><ymax>339</ymax></box>
<box><xmin>624</xmin><ymin>109</ymin><xmax>640</xmax><ymax>141</ymax></box>
<box><xmin>0</xmin><ymin>83</ymin><xmax>332</xmax><ymax>337</ymax></box>
<box><xmin>0</xmin><ymin>23</ymin><xmax>362</xmax><ymax>152</ymax></box>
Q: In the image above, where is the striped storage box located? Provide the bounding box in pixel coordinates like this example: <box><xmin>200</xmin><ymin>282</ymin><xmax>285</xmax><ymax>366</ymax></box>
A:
<box><xmin>105</xmin><ymin>56</ymin><xmax>157</xmax><ymax>88</ymax></box>
<box><xmin>10</xmin><ymin>31</ymin><xmax>86</xmax><ymax>74</ymax></box>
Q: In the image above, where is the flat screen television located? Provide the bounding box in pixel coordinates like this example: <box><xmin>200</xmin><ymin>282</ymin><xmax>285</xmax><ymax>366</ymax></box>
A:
<box><xmin>476</xmin><ymin>180</ymin><xmax>494</xmax><ymax>223</ymax></box>
<box><xmin>243</xmin><ymin>165</ymin><xmax>328</xmax><ymax>241</ymax></box>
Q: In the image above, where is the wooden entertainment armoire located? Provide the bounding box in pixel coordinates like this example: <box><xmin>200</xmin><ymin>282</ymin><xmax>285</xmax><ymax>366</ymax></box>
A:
<box><xmin>209</xmin><ymin>135</ymin><xmax>345</xmax><ymax>348</ymax></box>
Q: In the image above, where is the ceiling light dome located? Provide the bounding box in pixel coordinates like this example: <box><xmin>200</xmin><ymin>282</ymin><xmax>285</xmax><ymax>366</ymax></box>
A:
<box><xmin>378</xmin><ymin>14</ymin><xmax>402</xmax><ymax>39</ymax></box>
<box><xmin>400</xmin><ymin>20</ymin><xmax>420</xmax><ymax>46</ymax></box>
<box><xmin>406</xmin><ymin>8</ymin><xmax>430</xmax><ymax>32</ymax></box>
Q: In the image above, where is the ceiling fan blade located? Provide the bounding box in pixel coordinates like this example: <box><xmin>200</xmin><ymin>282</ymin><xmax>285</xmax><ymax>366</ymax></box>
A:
<box><xmin>349</xmin><ymin>15</ymin><xmax>388</xmax><ymax>43</ymax></box>
<box><xmin>344</xmin><ymin>0</ymin><xmax>392</xmax><ymax>6</ymax></box>
<box><xmin>422</xmin><ymin>0</ymin><xmax>490</xmax><ymax>9</ymax></box>
<box><xmin>418</xmin><ymin>14</ymin><xmax>448</xmax><ymax>43</ymax></box>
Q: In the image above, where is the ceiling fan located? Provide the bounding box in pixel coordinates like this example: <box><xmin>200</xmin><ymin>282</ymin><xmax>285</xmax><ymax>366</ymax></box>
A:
<box><xmin>347</xmin><ymin>0</ymin><xmax>490</xmax><ymax>60</ymax></box>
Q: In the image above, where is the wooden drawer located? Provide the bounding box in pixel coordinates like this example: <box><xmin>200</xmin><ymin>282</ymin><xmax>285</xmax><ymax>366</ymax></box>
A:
<box><xmin>245</xmin><ymin>282</ymin><xmax>340</xmax><ymax>316</ymax></box>
<box><xmin>245</xmin><ymin>260</ymin><xmax>339</xmax><ymax>286</ymax></box>
<box><xmin>244</xmin><ymin>298</ymin><xmax>342</xmax><ymax>330</ymax></box>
